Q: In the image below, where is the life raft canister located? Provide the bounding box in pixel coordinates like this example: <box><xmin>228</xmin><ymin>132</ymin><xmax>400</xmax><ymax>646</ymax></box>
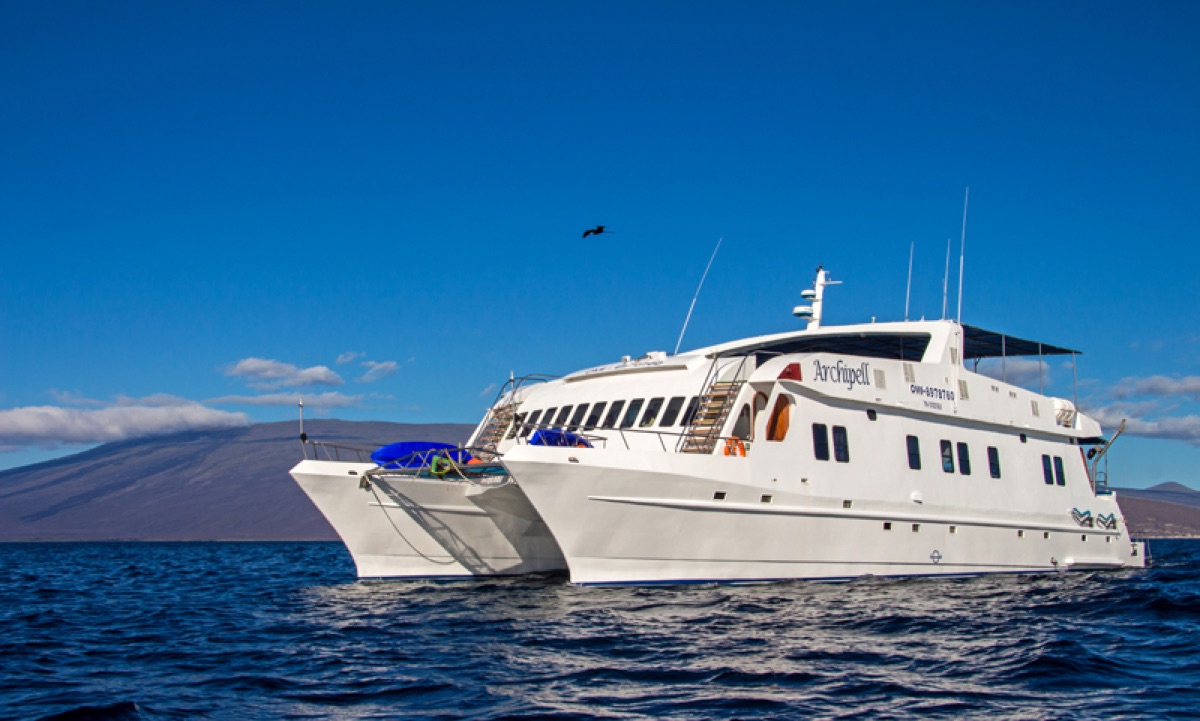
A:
<box><xmin>724</xmin><ymin>438</ymin><xmax>746</xmax><ymax>456</ymax></box>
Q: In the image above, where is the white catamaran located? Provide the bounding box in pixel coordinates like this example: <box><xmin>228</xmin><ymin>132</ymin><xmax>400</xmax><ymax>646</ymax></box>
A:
<box><xmin>290</xmin><ymin>266</ymin><xmax>1144</xmax><ymax>583</ymax></box>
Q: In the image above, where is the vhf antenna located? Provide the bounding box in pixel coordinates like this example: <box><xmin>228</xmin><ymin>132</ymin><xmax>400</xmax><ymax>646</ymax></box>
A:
<box><xmin>956</xmin><ymin>186</ymin><xmax>970</xmax><ymax>322</ymax></box>
<box><xmin>674</xmin><ymin>237</ymin><xmax>723</xmax><ymax>355</ymax></box>
<box><xmin>904</xmin><ymin>241</ymin><xmax>914</xmax><ymax>321</ymax></box>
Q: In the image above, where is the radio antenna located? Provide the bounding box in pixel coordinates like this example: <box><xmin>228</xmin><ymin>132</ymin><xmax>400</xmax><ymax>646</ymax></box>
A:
<box><xmin>674</xmin><ymin>236</ymin><xmax>723</xmax><ymax>356</ymax></box>
<box><xmin>904</xmin><ymin>241</ymin><xmax>914</xmax><ymax>321</ymax></box>
<box><xmin>956</xmin><ymin>186</ymin><xmax>969</xmax><ymax>323</ymax></box>
<box><xmin>941</xmin><ymin>237</ymin><xmax>951</xmax><ymax>319</ymax></box>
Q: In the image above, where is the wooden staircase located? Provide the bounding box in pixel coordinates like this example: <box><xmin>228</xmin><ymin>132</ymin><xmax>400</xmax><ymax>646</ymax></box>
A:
<box><xmin>475</xmin><ymin>403</ymin><xmax>517</xmax><ymax>452</ymax></box>
<box><xmin>678</xmin><ymin>379</ymin><xmax>745</xmax><ymax>454</ymax></box>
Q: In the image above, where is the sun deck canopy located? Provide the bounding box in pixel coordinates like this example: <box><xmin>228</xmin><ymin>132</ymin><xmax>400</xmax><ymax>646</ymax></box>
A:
<box><xmin>719</xmin><ymin>332</ymin><xmax>931</xmax><ymax>362</ymax></box>
<box><xmin>962</xmin><ymin>325</ymin><xmax>1079</xmax><ymax>359</ymax></box>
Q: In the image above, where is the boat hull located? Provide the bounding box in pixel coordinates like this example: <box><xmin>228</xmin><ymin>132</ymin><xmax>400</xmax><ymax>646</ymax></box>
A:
<box><xmin>290</xmin><ymin>459</ymin><xmax>566</xmax><ymax>578</ymax></box>
<box><xmin>504</xmin><ymin>447</ymin><xmax>1146</xmax><ymax>585</ymax></box>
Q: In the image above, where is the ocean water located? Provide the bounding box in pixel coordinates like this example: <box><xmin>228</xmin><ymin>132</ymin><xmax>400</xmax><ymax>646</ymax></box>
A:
<box><xmin>2</xmin><ymin>541</ymin><xmax>1198</xmax><ymax>720</ymax></box>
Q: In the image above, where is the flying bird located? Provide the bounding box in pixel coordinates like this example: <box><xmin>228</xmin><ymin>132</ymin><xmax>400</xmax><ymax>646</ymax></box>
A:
<box><xmin>582</xmin><ymin>225</ymin><xmax>609</xmax><ymax>238</ymax></box>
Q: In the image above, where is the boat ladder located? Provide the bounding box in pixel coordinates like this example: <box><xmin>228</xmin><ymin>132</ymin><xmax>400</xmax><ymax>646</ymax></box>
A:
<box><xmin>474</xmin><ymin>403</ymin><xmax>518</xmax><ymax>452</ymax></box>
<box><xmin>678</xmin><ymin>357</ymin><xmax>750</xmax><ymax>454</ymax></box>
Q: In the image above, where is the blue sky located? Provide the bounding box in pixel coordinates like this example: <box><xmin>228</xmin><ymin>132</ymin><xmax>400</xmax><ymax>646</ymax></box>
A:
<box><xmin>2</xmin><ymin>1</ymin><xmax>1197</xmax><ymax>488</ymax></box>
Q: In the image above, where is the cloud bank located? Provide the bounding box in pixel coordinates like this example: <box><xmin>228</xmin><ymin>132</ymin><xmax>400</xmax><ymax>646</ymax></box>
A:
<box><xmin>226</xmin><ymin>358</ymin><xmax>343</xmax><ymax>389</ymax></box>
<box><xmin>1088</xmin><ymin>374</ymin><xmax>1200</xmax><ymax>446</ymax></box>
<box><xmin>208</xmin><ymin>392</ymin><xmax>363</xmax><ymax>409</ymax></box>
<box><xmin>0</xmin><ymin>403</ymin><xmax>249</xmax><ymax>450</ymax></box>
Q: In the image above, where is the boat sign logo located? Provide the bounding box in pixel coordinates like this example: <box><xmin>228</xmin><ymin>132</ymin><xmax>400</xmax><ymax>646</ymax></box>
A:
<box><xmin>930</xmin><ymin>550</ymin><xmax>943</xmax><ymax>564</ymax></box>
<box><xmin>811</xmin><ymin>359</ymin><xmax>871</xmax><ymax>390</ymax></box>
<box><xmin>1071</xmin><ymin>508</ymin><xmax>1095</xmax><ymax>527</ymax></box>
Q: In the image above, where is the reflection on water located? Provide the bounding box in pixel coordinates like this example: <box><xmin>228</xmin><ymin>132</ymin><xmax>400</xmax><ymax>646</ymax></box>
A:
<box><xmin>2</xmin><ymin>540</ymin><xmax>1197</xmax><ymax>720</ymax></box>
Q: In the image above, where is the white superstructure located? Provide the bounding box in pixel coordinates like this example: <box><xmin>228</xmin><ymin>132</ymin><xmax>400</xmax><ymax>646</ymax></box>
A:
<box><xmin>495</xmin><ymin>267</ymin><xmax>1144</xmax><ymax>584</ymax></box>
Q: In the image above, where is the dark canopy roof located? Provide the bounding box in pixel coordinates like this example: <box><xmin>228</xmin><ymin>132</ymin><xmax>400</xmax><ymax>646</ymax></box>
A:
<box><xmin>963</xmin><ymin>325</ymin><xmax>1079</xmax><ymax>359</ymax></box>
<box><xmin>724</xmin><ymin>332</ymin><xmax>931</xmax><ymax>362</ymax></box>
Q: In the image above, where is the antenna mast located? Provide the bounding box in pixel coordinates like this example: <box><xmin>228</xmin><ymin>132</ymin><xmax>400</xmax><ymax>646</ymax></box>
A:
<box><xmin>956</xmin><ymin>186</ymin><xmax>969</xmax><ymax>322</ymax></box>
<box><xmin>904</xmin><ymin>241</ymin><xmax>914</xmax><ymax>321</ymax></box>
<box><xmin>674</xmin><ymin>237</ymin><xmax>723</xmax><ymax>355</ymax></box>
<box><xmin>941</xmin><ymin>237</ymin><xmax>951</xmax><ymax>319</ymax></box>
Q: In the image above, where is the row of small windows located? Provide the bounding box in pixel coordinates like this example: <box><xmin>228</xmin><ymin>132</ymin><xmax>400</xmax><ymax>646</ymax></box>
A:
<box><xmin>905</xmin><ymin>436</ymin><xmax>1002</xmax><ymax>478</ymax></box>
<box><xmin>811</xmin><ymin>424</ymin><xmax>850</xmax><ymax>463</ymax></box>
<box><xmin>508</xmin><ymin>395</ymin><xmax>702</xmax><ymax>438</ymax></box>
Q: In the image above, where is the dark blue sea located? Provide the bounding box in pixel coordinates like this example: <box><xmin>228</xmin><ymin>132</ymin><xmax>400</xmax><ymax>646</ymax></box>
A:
<box><xmin>2</xmin><ymin>541</ymin><xmax>1198</xmax><ymax>721</ymax></box>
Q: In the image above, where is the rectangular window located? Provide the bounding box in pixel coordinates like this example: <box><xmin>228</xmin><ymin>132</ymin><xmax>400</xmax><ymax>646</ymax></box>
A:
<box><xmin>1054</xmin><ymin>456</ymin><xmax>1066</xmax><ymax>486</ymax></box>
<box><xmin>680</xmin><ymin>396</ymin><xmax>700</xmax><ymax>426</ymax></box>
<box><xmin>832</xmin><ymin>426</ymin><xmax>850</xmax><ymax>463</ymax></box>
<box><xmin>1042</xmin><ymin>454</ymin><xmax>1054</xmax><ymax>485</ymax></box>
<box><xmin>640</xmin><ymin>397</ymin><xmax>665</xmax><ymax>427</ymax></box>
<box><xmin>906</xmin><ymin>435</ymin><xmax>921</xmax><ymax>470</ymax></box>
<box><xmin>812</xmin><ymin>423</ymin><xmax>830</xmax><ymax>461</ymax></box>
<box><xmin>521</xmin><ymin>410</ymin><xmax>542</xmax><ymax>437</ymax></box>
<box><xmin>568</xmin><ymin>404</ymin><xmax>589</xmax><ymax>430</ymax></box>
<box><xmin>940</xmin><ymin>440</ymin><xmax>955</xmax><ymax>473</ymax></box>
<box><xmin>506</xmin><ymin>413</ymin><xmax>526</xmax><ymax>440</ymax></box>
<box><xmin>620</xmin><ymin>399</ymin><xmax>644</xmax><ymax>429</ymax></box>
<box><xmin>554</xmin><ymin>406</ymin><xmax>573</xmax><ymax>427</ymax></box>
<box><xmin>584</xmin><ymin>402</ymin><xmax>606</xmax><ymax>430</ymax></box>
<box><xmin>987</xmin><ymin>447</ymin><xmax>1001</xmax><ymax>478</ymax></box>
<box><xmin>659</xmin><ymin>396</ymin><xmax>686</xmax><ymax>426</ymax></box>
<box><xmin>541</xmin><ymin>408</ymin><xmax>557</xmax><ymax>430</ymax></box>
<box><xmin>602</xmin><ymin>400</ymin><xmax>625</xmax><ymax>429</ymax></box>
<box><xmin>957</xmin><ymin>442</ymin><xmax>971</xmax><ymax>475</ymax></box>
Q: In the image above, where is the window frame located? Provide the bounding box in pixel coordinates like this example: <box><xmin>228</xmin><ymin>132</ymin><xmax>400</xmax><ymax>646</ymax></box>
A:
<box><xmin>602</xmin><ymin>400</ymin><xmax>625</xmax><ymax>429</ymax></box>
<box><xmin>957</xmin><ymin>442</ymin><xmax>971</xmax><ymax>475</ymax></box>
<box><xmin>659</xmin><ymin>396</ymin><xmax>686</xmax><ymax>427</ymax></box>
<box><xmin>906</xmin><ymin>435</ymin><xmax>921</xmax><ymax>470</ymax></box>
<box><xmin>940</xmin><ymin>440</ymin><xmax>955</xmax><ymax>473</ymax></box>
<box><xmin>987</xmin><ymin>446</ymin><xmax>1001</xmax><ymax>478</ymax></box>
<box><xmin>639</xmin><ymin>397</ymin><xmax>665</xmax><ymax>427</ymax></box>
<box><xmin>584</xmin><ymin>402</ymin><xmax>607</xmax><ymax>430</ymax></box>
<box><xmin>1053</xmin><ymin>456</ymin><xmax>1066</xmax><ymax>486</ymax></box>
<box><xmin>1042</xmin><ymin>454</ymin><xmax>1054</xmax><ymax>485</ymax></box>
<box><xmin>812</xmin><ymin>423</ymin><xmax>830</xmax><ymax>461</ymax></box>
<box><xmin>619</xmin><ymin>399</ymin><xmax>645</xmax><ymax>429</ymax></box>
<box><xmin>832</xmin><ymin>425</ymin><xmax>850</xmax><ymax>463</ymax></box>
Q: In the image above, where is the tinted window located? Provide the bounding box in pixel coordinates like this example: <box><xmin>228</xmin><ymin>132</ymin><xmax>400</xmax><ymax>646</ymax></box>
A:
<box><xmin>832</xmin><ymin>426</ymin><xmax>850</xmax><ymax>462</ymax></box>
<box><xmin>813</xmin><ymin>424</ymin><xmax>830</xmax><ymax>461</ymax></box>
<box><xmin>680</xmin><ymin>396</ymin><xmax>700</xmax><ymax>426</ymax></box>
<box><xmin>1054</xmin><ymin>456</ymin><xmax>1066</xmax><ymax>486</ymax></box>
<box><xmin>1042</xmin><ymin>455</ymin><xmax>1054</xmax><ymax>485</ymax></box>
<box><xmin>957</xmin><ymin>442</ymin><xmax>971</xmax><ymax>475</ymax></box>
<box><xmin>568</xmin><ymin>404</ymin><xmax>589</xmax><ymax>430</ymax></box>
<box><xmin>521</xmin><ymin>410</ymin><xmax>542</xmax><ymax>438</ymax></box>
<box><xmin>554</xmin><ymin>406</ymin><xmax>573</xmax><ymax>426</ymax></box>
<box><xmin>660</xmin><ymin>396</ymin><xmax>686</xmax><ymax>426</ymax></box>
<box><xmin>732</xmin><ymin>404</ymin><xmax>752</xmax><ymax>440</ymax></box>
<box><xmin>940</xmin><ymin>440</ymin><xmax>955</xmax><ymax>473</ymax></box>
<box><xmin>620</xmin><ymin>399</ymin><xmax>644</xmax><ymax>429</ymax></box>
<box><xmin>640</xmin><ymin>397</ymin><xmax>665</xmax><ymax>427</ymax></box>
<box><xmin>584</xmin><ymin>402</ymin><xmax>606</xmax><ymax>430</ymax></box>
<box><xmin>602</xmin><ymin>400</ymin><xmax>625</xmax><ymax>429</ymax></box>
<box><xmin>906</xmin><ymin>435</ymin><xmax>921</xmax><ymax>470</ymax></box>
<box><xmin>987</xmin><ymin>447</ymin><xmax>1001</xmax><ymax>478</ymax></box>
<box><xmin>541</xmin><ymin>408</ymin><xmax>557</xmax><ymax>429</ymax></box>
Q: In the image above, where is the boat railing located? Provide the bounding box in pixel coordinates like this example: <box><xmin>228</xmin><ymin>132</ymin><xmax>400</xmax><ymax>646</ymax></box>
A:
<box><xmin>301</xmin><ymin>440</ymin><xmax>376</xmax><ymax>463</ymax></box>
<box><xmin>364</xmin><ymin>445</ymin><xmax>510</xmax><ymax>487</ymax></box>
<box><xmin>510</xmin><ymin>419</ymin><xmax>748</xmax><ymax>455</ymax></box>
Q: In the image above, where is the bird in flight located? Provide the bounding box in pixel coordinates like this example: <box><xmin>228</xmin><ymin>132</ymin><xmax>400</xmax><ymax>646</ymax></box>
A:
<box><xmin>582</xmin><ymin>225</ymin><xmax>610</xmax><ymax>238</ymax></box>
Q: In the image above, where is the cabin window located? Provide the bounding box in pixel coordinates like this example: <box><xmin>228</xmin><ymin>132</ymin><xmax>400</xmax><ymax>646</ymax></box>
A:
<box><xmin>522</xmin><ymin>410</ymin><xmax>543</xmax><ymax>437</ymax></box>
<box><xmin>987</xmin><ymin>447</ymin><xmax>1001</xmax><ymax>478</ymax></box>
<box><xmin>866</xmin><ymin>409</ymin><xmax>877</xmax><ymax>421</ymax></box>
<box><xmin>554</xmin><ymin>406</ymin><xmax>573</xmax><ymax>427</ymax></box>
<box><xmin>602</xmin><ymin>401</ymin><xmax>625</xmax><ymax>429</ymax></box>
<box><xmin>832</xmin><ymin>426</ymin><xmax>850</xmax><ymax>462</ymax></box>
<box><xmin>1041</xmin><ymin>454</ymin><xmax>1054</xmax><ymax>485</ymax></box>
<box><xmin>583</xmin><ymin>402</ymin><xmax>606</xmax><ymax>430</ymax></box>
<box><xmin>640</xmin><ymin>397</ymin><xmax>665</xmax><ymax>427</ymax></box>
<box><xmin>906</xmin><ymin>435</ymin><xmax>921</xmax><ymax>470</ymax></box>
<box><xmin>568</xmin><ymin>404</ymin><xmax>589</xmax><ymax>430</ymax></box>
<box><xmin>940</xmin><ymin>440</ymin><xmax>955</xmax><ymax>473</ymax></box>
<box><xmin>620</xmin><ymin>399</ymin><xmax>644</xmax><ymax>428</ymax></box>
<box><xmin>541</xmin><ymin>408</ymin><xmax>557</xmax><ymax>430</ymax></box>
<box><xmin>659</xmin><ymin>396</ymin><xmax>686</xmax><ymax>427</ymax></box>
<box><xmin>1053</xmin><ymin>456</ymin><xmax>1066</xmax><ymax>486</ymax></box>
<box><xmin>812</xmin><ymin>423</ymin><xmax>830</xmax><ymax>461</ymax></box>
<box><xmin>765</xmin><ymin>395</ymin><xmax>792</xmax><ymax>442</ymax></box>
<box><xmin>680</xmin><ymin>396</ymin><xmax>700</xmax><ymax>426</ymax></box>
<box><xmin>506</xmin><ymin>413</ymin><xmax>526</xmax><ymax>440</ymax></box>
<box><xmin>732</xmin><ymin>404</ymin><xmax>752</xmax><ymax>440</ymax></box>
<box><xmin>957</xmin><ymin>442</ymin><xmax>971</xmax><ymax>475</ymax></box>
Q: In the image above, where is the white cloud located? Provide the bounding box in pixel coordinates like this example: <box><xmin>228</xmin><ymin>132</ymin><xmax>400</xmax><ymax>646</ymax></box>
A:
<box><xmin>207</xmin><ymin>392</ymin><xmax>364</xmax><ymax>409</ymax></box>
<box><xmin>47</xmin><ymin>390</ymin><xmax>105</xmax><ymax>407</ymax></box>
<box><xmin>1089</xmin><ymin>403</ymin><xmax>1200</xmax><ymax>446</ymax></box>
<box><xmin>225</xmin><ymin>358</ymin><xmax>343</xmax><ymax>390</ymax></box>
<box><xmin>1111</xmin><ymin>375</ymin><xmax>1200</xmax><ymax>401</ymax></box>
<box><xmin>976</xmin><ymin>357</ymin><xmax>1049</xmax><ymax>390</ymax></box>
<box><xmin>480</xmin><ymin>383</ymin><xmax>497</xmax><ymax>398</ymax></box>
<box><xmin>336</xmin><ymin>351</ymin><xmax>362</xmax><ymax>365</ymax></box>
<box><xmin>114</xmin><ymin>393</ymin><xmax>194</xmax><ymax>407</ymax></box>
<box><xmin>358</xmin><ymin>360</ymin><xmax>398</xmax><ymax>383</ymax></box>
<box><xmin>0</xmin><ymin>403</ymin><xmax>249</xmax><ymax>449</ymax></box>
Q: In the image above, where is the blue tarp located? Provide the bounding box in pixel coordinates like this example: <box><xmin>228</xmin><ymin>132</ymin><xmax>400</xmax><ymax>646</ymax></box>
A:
<box><xmin>370</xmin><ymin>441</ymin><xmax>472</xmax><ymax>469</ymax></box>
<box><xmin>528</xmin><ymin>429</ymin><xmax>593</xmax><ymax>448</ymax></box>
